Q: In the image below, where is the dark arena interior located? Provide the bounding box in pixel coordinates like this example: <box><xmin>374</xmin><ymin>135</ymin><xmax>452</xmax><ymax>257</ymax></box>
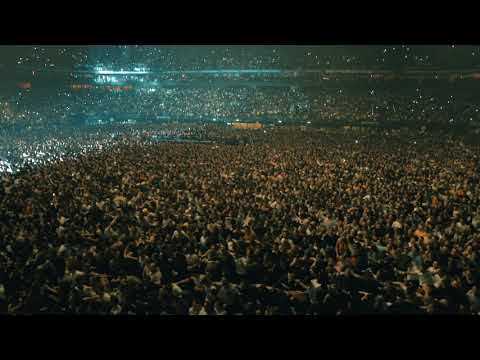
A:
<box><xmin>0</xmin><ymin>45</ymin><xmax>480</xmax><ymax>315</ymax></box>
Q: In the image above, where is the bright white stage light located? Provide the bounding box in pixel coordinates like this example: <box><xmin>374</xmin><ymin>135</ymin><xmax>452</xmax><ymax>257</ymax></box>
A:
<box><xmin>96</xmin><ymin>70</ymin><xmax>151</xmax><ymax>75</ymax></box>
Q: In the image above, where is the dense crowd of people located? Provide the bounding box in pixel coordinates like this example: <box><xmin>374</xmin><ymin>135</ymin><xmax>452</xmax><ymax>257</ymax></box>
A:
<box><xmin>0</xmin><ymin>123</ymin><xmax>212</xmax><ymax>173</ymax></box>
<box><xmin>2</xmin><ymin>85</ymin><xmax>480</xmax><ymax>132</ymax></box>
<box><xmin>8</xmin><ymin>45</ymin><xmax>480</xmax><ymax>71</ymax></box>
<box><xmin>0</xmin><ymin>125</ymin><xmax>479</xmax><ymax>314</ymax></box>
<box><xmin>3</xmin><ymin>45</ymin><xmax>480</xmax><ymax>315</ymax></box>
<box><xmin>0</xmin><ymin>87</ymin><xmax>312</xmax><ymax>129</ymax></box>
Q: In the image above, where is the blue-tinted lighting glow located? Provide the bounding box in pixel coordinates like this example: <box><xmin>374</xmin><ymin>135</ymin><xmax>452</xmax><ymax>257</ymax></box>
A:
<box><xmin>96</xmin><ymin>70</ymin><xmax>151</xmax><ymax>75</ymax></box>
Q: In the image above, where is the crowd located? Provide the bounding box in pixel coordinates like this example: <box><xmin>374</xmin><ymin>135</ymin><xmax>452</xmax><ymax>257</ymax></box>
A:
<box><xmin>0</xmin><ymin>87</ymin><xmax>313</xmax><ymax>129</ymax></box>
<box><xmin>0</xmin><ymin>125</ymin><xmax>479</xmax><ymax>315</ymax></box>
<box><xmin>3</xmin><ymin>85</ymin><xmax>480</xmax><ymax>131</ymax></box>
<box><xmin>0</xmin><ymin>123</ymin><xmax>212</xmax><ymax>173</ymax></box>
<box><xmin>10</xmin><ymin>46</ymin><xmax>480</xmax><ymax>72</ymax></box>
